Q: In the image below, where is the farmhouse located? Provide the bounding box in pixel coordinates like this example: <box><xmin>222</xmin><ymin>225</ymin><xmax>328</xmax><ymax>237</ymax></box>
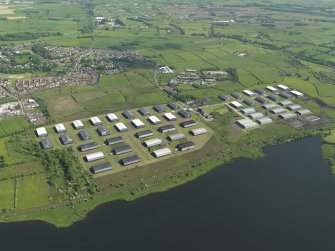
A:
<box><xmin>152</xmin><ymin>148</ymin><xmax>172</xmax><ymax>158</ymax></box>
<box><xmin>290</xmin><ymin>90</ymin><xmax>304</xmax><ymax>97</ymax></box>
<box><xmin>218</xmin><ymin>94</ymin><xmax>230</xmax><ymax>101</ymax></box>
<box><xmin>122</xmin><ymin>111</ymin><xmax>135</xmax><ymax>119</ymax></box>
<box><xmin>178</xmin><ymin>110</ymin><xmax>191</xmax><ymax>118</ymax></box>
<box><xmin>297</xmin><ymin>109</ymin><xmax>312</xmax><ymax>116</ymax></box>
<box><xmin>54</xmin><ymin>123</ymin><xmax>66</xmax><ymax>133</ymax></box>
<box><xmin>279</xmin><ymin>112</ymin><xmax>296</xmax><ymax>119</ymax></box>
<box><xmin>231</xmin><ymin>92</ymin><xmax>242</xmax><ymax>99</ymax></box>
<box><xmin>190</xmin><ymin>128</ymin><xmax>208</xmax><ymax>136</ymax></box>
<box><xmin>90</xmin><ymin>117</ymin><xmax>102</xmax><ymax>126</ymax></box>
<box><xmin>158</xmin><ymin>124</ymin><xmax>176</xmax><ymax>133</ymax></box>
<box><xmin>279</xmin><ymin>92</ymin><xmax>292</xmax><ymax>99</ymax></box>
<box><xmin>262</xmin><ymin>103</ymin><xmax>279</xmax><ymax>110</ymax></box>
<box><xmin>267</xmin><ymin>95</ymin><xmax>280</xmax><ymax>102</ymax></box>
<box><xmin>148</xmin><ymin>116</ymin><xmax>161</xmax><ymax>125</ymax></box>
<box><xmin>177</xmin><ymin>141</ymin><xmax>196</xmax><ymax>151</ymax></box>
<box><xmin>277</xmin><ymin>84</ymin><xmax>289</xmax><ymax>90</ymax></box>
<box><xmin>36</xmin><ymin>127</ymin><xmax>47</xmax><ymax>137</ymax></box>
<box><xmin>91</xmin><ymin>162</ymin><xmax>112</xmax><ymax>174</ymax></box>
<box><xmin>131</xmin><ymin>119</ymin><xmax>145</xmax><ymax>129</ymax></box>
<box><xmin>180</xmin><ymin>120</ymin><xmax>197</xmax><ymax>128</ymax></box>
<box><xmin>113</xmin><ymin>145</ymin><xmax>132</xmax><ymax>155</ymax></box>
<box><xmin>40</xmin><ymin>138</ymin><xmax>53</xmax><ymax>149</ymax></box>
<box><xmin>279</xmin><ymin>100</ymin><xmax>293</xmax><ymax>106</ymax></box>
<box><xmin>115</xmin><ymin>122</ymin><xmax>128</xmax><ymax>132</ymax></box>
<box><xmin>59</xmin><ymin>134</ymin><xmax>73</xmax><ymax>145</ymax></box>
<box><xmin>287</xmin><ymin>104</ymin><xmax>302</xmax><ymax>111</ymax></box>
<box><xmin>255</xmin><ymin>97</ymin><xmax>267</xmax><ymax>104</ymax></box>
<box><xmin>136</xmin><ymin>130</ymin><xmax>153</xmax><ymax>138</ymax></box>
<box><xmin>97</xmin><ymin>126</ymin><xmax>110</xmax><ymax>136</ymax></box>
<box><xmin>230</xmin><ymin>101</ymin><xmax>243</xmax><ymax>109</ymax></box>
<box><xmin>168</xmin><ymin>133</ymin><xmax>186</xmax><ymax>141</ymax></box>
<box><xmin>144</xmin><ymin>138</ymin><xmax>163</xmax><ymax>148</ymax></box>
<box><xmin>256</xmin><ymin>117</ymin><xmax>273</xmax><ymax>125</ymax></box>
<box><xmin>106</xmin><ymin>113</ymin><xmax>118</xmax><ymax>122</ymax></box>
<box><xmin>72</xmin><ymin>120</ymin><xmax>84</xmax><ymax>130</ymax></box>
<box><xmin>243</xmin><ymin>99</ymin><xmax>256</xmax><ymax>107</ymax></box>
<box><xmin>78</xmin><ymin>130</ymin><xmax>92</xmax><ymax>141</ymax></box>
<box><xmin>106</xmin><ymin>136</ymin><xmax>124</xmax><ymax>145</ymax></box>
<box><xmin>85</xmin><ymin>151</ymin><xmax>105</xmax><ymax>162</ymax></box>
<box><xmin>167</xmin><ymin>102</ymin><xmax>180</xmax><ymax>110</ymax></box>
<box><xmin>248</xmin><ymin>112</ymin><xmax>264</xmax><ymax>119</ymax></box>
<box><xmin>138</xmin><ymin>107</ymin><xmax>150</xmax><ymax>116</ymax></box>
<box><xmin>243</xmin><ymin>90</ymin><xmax>256</xmax><ymax>97</ymax></box>
<box><xmin>266</xmin><ymin>86</ymin><xmax>278</xmax><ymax>92</ymax></box>
<box><xmin>255</xmin><ymin>88</ymin><xmax>265</xmax><ymax>95</ymax></box>
<box><xmin>153</xmin><ymin>105</ymin><xmax>165</xmax><ymax>113</ymax></box>
<box><xmin>270</xmin><ymin>108</ymin><xmax>286</xmax><ymax>114</ymax></box>
<box><xmin>236</xmin><ymin>118</ymin><xmax>258</xmax><ymax>129</ymax></box>
<box><xmin>120</xmin><ymin>155</ymin><xmax>140</xmax><ymax>166</ymax></box>
<box><xmin>164</xmin><ymin>112</ymin><xmax>177</xmax><ymax>121</ymax></box>
<box><xmin>78</xmin><ymin>142</ymin><xmax>98</xmax><ymax>152</ymax></box>
<box><xmin>241</xmin><ymin>108</ymin><xmax>256</xmax><ymax>115</ymax></box>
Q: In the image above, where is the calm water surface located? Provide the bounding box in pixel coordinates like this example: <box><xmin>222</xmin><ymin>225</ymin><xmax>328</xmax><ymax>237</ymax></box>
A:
<box><xmin>1</xmin><ymin>136</ymin><xmax>335</xmax><ymax>251</ymax></box>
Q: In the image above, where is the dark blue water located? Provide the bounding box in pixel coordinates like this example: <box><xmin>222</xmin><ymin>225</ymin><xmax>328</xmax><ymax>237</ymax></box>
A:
<box><xmin>1</xmin><ymin>136</ymin><xmax>335</xmax><ymax>251</ymax></box>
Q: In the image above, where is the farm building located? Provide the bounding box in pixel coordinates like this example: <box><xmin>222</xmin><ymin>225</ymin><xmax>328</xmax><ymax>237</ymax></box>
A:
<box><xmin>287</xmin><ymin>104</ymin><xmax>302</xmax><ymax>111</ymax></box>
<box><xmin>262</xmin><ymin>103</ymin><xmax>279</xmax><ymax>110</ymax></box>
<box><xmin>218</xmin><ymin>94</ymin><xmax>230</xmax><ymax>101</ymax></box>
<box><xmin>279</xmin><ymin>100</ymin><xmax>293</xmax><ymax>106</ymax></box>
<box><xmin>279</xmin><ymin>112</ymin><xmax>296</xmax><ymax>119</ymax></box>
<box><xmin>255</xmin><ymin>88</ymin><xmax>265</xmax><ymax>95</ymax></box>
<box><xmin>136</xmin><ymin>130</ymin><xmax>153</xmax><ymax>138</ymax></box>
<box><xmin>114</xmin><ymin>122</ymin><xmax>128</xmax><ymax>132</ymax></box>
<box><xmin>231</xmin><ymin>92</ymin><xmax>242</xmax><ymax>99</ymax></box>
<box><xmin>190</xmin><ymin>128</ymin><xmax>208</xmax><ymax>136</ymax></box>
<box><xmin>255</xmin><ymin>97</ymin><xmax>267</xmax><ymax>104</ymax></box>
<box><xmin>85</xmin><ymin>151</ymin><xmax>105</xmax><ymax>162</ymax></box>
<box><xmin>78</xmin><ymin>130</ymin><xmax>92</xmax><ymax>140</ymax></box>
<box><xmin>152</xmin><ymin>148</ymin><xmax>172</xmax><ymax>158</ymax></box>
<box><xmin>243</xmin><ymin>99</ymin><xmax>256</xmax><ymax>107</ymax></box>
<box><xmin>178</xmin><ymin>110</ymin><xmax>191</xmax><ymax>118</ymax></box>
<box><xmin>148</xmin><ymin>116</ymin><xmax>161</xmax><ymax>125</ymax></box>
<box><xmin>153</xmin><ymin>105</ymin><xmax>165</xmax><ymax>113</ymax></box>
<box><xmin>120</xmin><ymin>155</ymin><xmax>140</xmax><ymax>166</ymax></box>
<box><xmin>54</xmin><ymin>123</ymin><xmax>66</xmax><ymax>133</ymax></box>
<box><xmin>270</xmin><ymin>108</ymin><xmax>286</xmax><ymax>114</ymax></box>
<box><xmin>241</xmin><ymin>108</ymin><xmax>256</xmax><ymax>115</ymax></box>
<box><xmin>113</xmin><ymin>145</ymin><xmax>132</xmax><ymax>155</ymax></box>
<box><xmin>266</xmin><ymin>86</ymin><xmax>278</xmax><ymax>92</ymax></box>
<box><xmin>138</xmin><ymin>107</ymin><xmax>150</xmax><ymax>116</ymax></box>
<box><xmin>279</xmin><ymin>92</ymin><xmax>292</xmax><ymax>99</ymax></box>
<box><xmin>277</xmin><ymin>84</ymin><xmax>289</xmax><ymax>90</ymax></box>
<box><xmin>123</xmin><ymin>111</ymin><xmax>135</xmax><ymax>119</ymax></box>
<box><xmin>40</xmin><ymin>138</ymin><xmax>53</xmax><ymax>149</ymax></box>
<box><xmin>131</xmin><ymin>119</ymin><xmax>145</xmax><ymax>129</ymax></box>
<box><xmin>248</xmin><ymin>112</ymin><xmax>264</xmax><ymax>119</ymax></box>
<box><xmin>164</xmin><ymin>112</ymin><xmax>177</xmax><ymax>121</ymax></box>
<box><xmin>236</xmin><ymin>119</ymin><xmax>258</xmax><ymax>129</ymax></box>
<box><xmin>90</xmin><ymin>117</ymin><xmax>102</xmax><ymax>126</ymax></box>
<box><xmin>36</xmin><ymin>127</ymin><xmax>47</xmax><ymax>137</ymax></box>
<box><xmin>78</xmin><ymin>142</ymin><xmax>98</xmax><ymax>152</ymax></box>
<box><xmin>177</xmin><ymin>141</ymin><xmax>196</xmax><ymax>151</ymax></box>
<box><xmin>243</xmin><ymin>90</ymin><xmax>256</xmax><ymax>97</ymax></box>
<box><xmin>158</xmin><ymin>124</ymin><xmax>176</xmax><ymax>133</ymax></box>
<box><xmin>59</xmin><ymin>134</ymin><xmax>73</xmax><ymax>145</ymax></box>
<box><xmin>267</xmin><ymin>95</ymin><xmax>280</xmax><ymax>102</ymax></box>
<box><xmin>72</xmin><ymin>120</ymin><xmax>84</xmax><ymax>130</ymax></box>
<box><xmin>167</xmin><ymin>102</ymin><xmax>180</xmax><ymax>110</ymax></box>
<box><xmin>106</xmin><ymin>113</ymin><xmax>118</xmax><ymax>122</ymax></box>
<box><xmin>144</xmin><ymin>138</ymin><xmax>163</xmax><ymax>148</ymax></box>
<box><xmin>180</xmin><ymin>120</ymin><xmax>197</xmax><ymax>128</ymax></box>
<box><xmin>91</xmin><ymin>162</ymin><xmax>112</xmax><ymax>174</ymax></box>
<box><xmin>297</xmin><ymin>109</ymin><xmax>312</xmax><ymax>116</ymax></box>
<box><xmin>106</xmin><ymin>136</ymin><xmax>124</xmax><ymax>145</ymax></box>
<box><xmin>256</xmin><ymin>117</ymin><xmax>273</xmax><ymax>125</ymax></box>
<box><xmin>97</xmin><ymin>126</ymin><xmax>110</xmax><ymax>136</ymax></box>
<box><xmin>168</xmin><ymin>133</ymin><xmax>186</xmax><ymax>141</ymax></box>
<box><xmin>290</xmin><ymin>90</ymin><xmax>304</xmax><ymax>97</ymax></box>
<box><xmin>230</xmin><ymin>101</ymin><xmax>243</xmax><ymax>109</ymax></box>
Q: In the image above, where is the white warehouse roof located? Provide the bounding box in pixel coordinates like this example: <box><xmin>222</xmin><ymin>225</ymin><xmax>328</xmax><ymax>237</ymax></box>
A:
<box><xmin>115</xmin><ymin>122</ymin><xmax>127</xmax><ymax>131</ymax></box>
<box><xmin>85</xmin><ymin>151</ymin><xmax>105</xmax><ymax>162</ymax></box>
<box><xmin>54</xmin><ymin>123</ymin><xmax>66</xmax><ymax>133</ymax></box>
<box><xmin>277</xmin><ymin>84</ymin><xmax>289</xmax><ymax>90</ymax></box>
<box><xmin>230</xmin><ymin>101</ymin><xmax>243</xmax><ymax>108</ymax></box>
<box><xmin>73</xmin><ymin>120</ymin><xmax>84</xmax><ymax>129</ymax></box>
<box><xmin>243</xmin><ymin>90</ymin><xmax>256</xmax><ymax>96</ymax></box>
<box><xmin>132</xmin><ymin>119</ymin><xmax>144</xmax><ymax>128</ymax></box>
<box><xmin>266</xmin><ymin>86</ymin><xmax>278</xmax><ymax>92</ymax></box>
<box><xmin>90</xmin><ymin>116</ymin><xmax>102</xmax><ymax>125</ymax></box>
<box><xmin>36</xmin><ymin>127</ymin><xmax>47</xmax><ymax>136</ymax></box>
<box><xmin>107</xmin><ymin>113</ymin><xmax>118</xmax><ymax>122</ymax></box>
<box><xmin>148</xmin><ymin>116</ymin><xmax>161</xmax><ymax>124</ymax></box>
<box><xmin>164</xmin><ymin>112</ymin><xmax>177</xmax><ymax>121</ymax></box>
<box><xmin>144</xmin><ymin>138</ymin><xmax>162</xmax><ymax>147</ymax></box>
<box><xmin>153</xmin><ymin>148</ymin><xmax>172</xmax><ymax>158</ymax></box>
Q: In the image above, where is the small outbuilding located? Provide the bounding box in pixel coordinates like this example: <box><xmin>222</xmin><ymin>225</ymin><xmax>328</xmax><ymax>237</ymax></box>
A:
<box><xmin>122</xmin><ymin>111</ymin><xmax>135</xmax><ymax>119</ymax></box>
<box><xmin>144</xmin><ymin>138</ymin><xmax>163</xmax><ymax>148</ymax></box>
<box><xmin>158</xmin><ymin>124</ymin><xmax>176</xmax><ymax>133</ymax></box>
<box><xmin>36</xmin><ymin>127</ymin><xmax>47</xmax><ymax>138</ymax></box>
<box><xmin>153</xmin><ymin>105</ymin><xmax>165</xmax><ymax>113</ymax></box>
<box><xmin>178</xmin><ymin>110</ymin><xmax>191</xmax><ymax>118</ymax></box>
<box><xmin>279</xmin><ymin>100</ymin><xmax>293</xmax><ymax>106</ymax></box>
<box><xmin>267</xmin><ymin>95</ymin><xmax>280</xmax><ymax>102</ymax></box>
<box><xmin>256</xmin><ymin>97</ymin><xmax>267</xmax><ymax>104</ymax></box>
<box><xmin>243</xmin><ymin>99</ymin><xmax>256</xmax><ymax>107</ymax></box>
<box><xmin>190</xmin><ymin>128</ymin><xmax>208</xmax><ymax>136</ymax></box>
<box><xmin>256</xmin><ymin>117</ymin><xmax>273</xmax><ymax>125</ymax></box>
<box><xmin>296</xmin><ymin>109</ymin><xmax>312</xmax><ymax>116</ymax></box>
<box><xmin>231</xmin><ymin>92</ymin><xmax>242</xmax><ymax>99</ymax></box>
<box><xmin>152</xmin><ymin>148</ymin><xmax>172</xmax><ymax>158</ymax></box>
<box><xmin>248</xmin><ymin>112</ymin><xmax>264</xmax><ymax>119</ymax></box>
<box><xmin>266</xmin><ymin>86</ymin><xmax>278</xmax><ymax>92</ymax></box>
<box><xmin>168</xmin><ymin>133</ymin><xmax>186</xmax><ymax>141</ymax></box>
<box><xmin>243</xmin><ymin>90</ymin><xmax>256</xmax><ymax>97</ymax></box>
<box><xmin>236</xmin><ymin>119</ymin><xmax>258</xmax><ymax>129</ymax></box>
<box><xmin>164</xmin><ymin>112</ymin><xmax>177</xmax><ymax>121</ymax></box>
<box><xmin>218</xmin><ymin>94</ymin><xmax>230</xmax><ymax>102</ymax></box>
<box><xmin>279</xmin><ymin>112</ymin><xmax>296</xmax><ymax>119</ymax></box>
<box><xmin>241</xmin><ymin>108</ymin><xmax>256</xmax><ymax>115</ymax></box>
<box><xmin>255</xmin><ymin>88</ymin><xmax>265</xmax><ymax>95</ymax></box>
<box><xmin>270</xmin><ymin>108</ymin><xmax>286</xmax><ymax>114</ymax></box>
<box><xmin>138</xmin><ymin>107</ymin><xmax>150</xmax><ymax>116</ymax></box>
<box><xmin>131</xmin><ymin>119</ymin><xmax>145</xmax><ymax>129</ymax></box>
<box><xmin>277</xmin><ymin>84</ymin><xmax>289</xmax><ymax>90</ymax></box>
<box><xmin>290</xmin><ymin>90</ymin><xmax>304</xmax><ymax>97</ymax></box>
<box><xmin>230</xmin><ymin>101</ymin><xmax>243</xmax><ymax>109</ymax></box>
<box><xmin>106</xmin><ymin>113</ymin><xmax>118</xmax><ymax>122</ymax></box>
<box><xmin>279</xmin><ymin>92</ymin><xmax>292</xmax><ymax>99</ymax></box>
<box><xmin>90</xmin><ymin>117</ymin><xmax>102</xmax><ymax>126</ymax></box>
<box><xmin>287</xmin><ymin>104</ymin><xmax>302</xmax><ymax>111</ymax></box>
<box><xmin>97</xmin><ymin>126</ymin><xmax>110</xmax><ymax>136</ymax></box>
<box><xmin>180</xmin><ymin>120</ymin><xmax>197</xmax><ymax>128</ymax></box>
<box><xmin>85</xmin><ymin>151</ymin><xmax>105</xmax><ymax>162</ymax></box>
<box><xmin>167</xmin><ymin>102</ymin><xmax>180</xmax><ymax>110</ymax></box>
<box><xmin>262</xmin><ymin>103</ymin><xmax>279</xmax><ymax>110</ymax></box>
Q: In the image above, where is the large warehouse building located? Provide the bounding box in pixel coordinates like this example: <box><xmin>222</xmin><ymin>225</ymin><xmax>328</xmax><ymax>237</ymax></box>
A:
<box><xmin>144</xmin><ymin>138</ymin><xmax>163</xmax><ymax>148</ymax></box>
<box><xmin>115</xmin><ymin>122</ymin><xmax>128</xmax><ymax>132</ymax></box>
<box><xmin>148</xmin><ymin>116</ymin><xmax>161</xmax><ymax>125</ymax></box>
<box><xmin>190</xmin><ymin>128</ymin><xmax>208</xmax><ymax>136</ymax></box>
<box><xmin>78</xmin><ymin>142</ymin><xmax>98</xmax><ymax>152</ymax></box>
<box><xmin>85</xmin><ymin>151</ymin><xmax>105</xmax><ymax>162</ymax></box>
<box><xmin>106</xmin><ymin>113</ymin><xmax>118</xmax><ymax>122</ymax></box>
<box><xmin>72</xmin><ymin>120</ymin><xmax>84</xmax><ymax>130</ymax></box>
<box><xmin>153</xmin><ymin>148</ymin><xmax>172</xmax><ymax>158</ymax></box>
<box><xmin>36</xmin><ymin>127</ymin><xmax>47</xmax><ymax>138</ymax></box>
<box><xmin>54</xmin><ymin>123</ymin><xmax>66</xmax><ymax>134</ymax></box>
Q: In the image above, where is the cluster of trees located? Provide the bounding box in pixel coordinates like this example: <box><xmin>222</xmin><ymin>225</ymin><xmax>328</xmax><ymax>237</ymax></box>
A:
<box><xmin>322</xmin><ymin>144</ymin><xmax>335</xmax><ymax>167</ymax></box>
<box><xmin>0</xmin><ymin>156</ymin><xmax>6</xmax><ymax>168</ymax></box>
<box><xmin>0</xmin><ymin>32</ymin><xmax>62</xmax><ymax>41</ymax></box>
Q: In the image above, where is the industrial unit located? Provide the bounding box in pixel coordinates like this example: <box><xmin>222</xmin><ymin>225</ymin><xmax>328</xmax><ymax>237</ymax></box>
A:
<box><xmin>136</xmin><ymin>130</ymin><xmax>153</xmax><ymax>138</ymax></box>
<box><xmin>262</xmin><ymin>103</ymin><xmax>279</xmax><ymax>110</ymax></box>
<box><xmin>158</xmin><ymin>124</ymin><xmax>176</xmax><ymax>133</ymax></box>
<box><xmin>36</xmin><ymin>127</ymin><xmax>47</xmax><ymax>137</ymax></box>
<box><xmin>180</xmin><ymin>120</ymin><xmax>197</xmax><ymax>128</ymax></box>
<box><xmin>267</xmin><ymin>95</ymin><xmax>280</xmax><ymax>102</ymax></box>
<box><xmin>59</xmin><ymin>134</ymin><xmax>73</xmax><ymax>145</ymax></box>
<box><xmin>153</xmin><ymin>148</ymin><xmax>172</xmax><ymax>158</ymax></box>
<box><xmin>131</xmin><ymin>119</ymin><xmax>145</xmax><ymax>129</ymax></box>
<box><xmin>72</xmin><ymin>120</ymin><xmax>84</xmax><ymax>130</ymax></box>
<box><xmin>256</xmin><ymin>117</ymin><xmax>273</xmax><ymax>125</ymax></box>
<box><xmin>148</xmin><ymin>116</ymin><xmax>161</xmax><ymax>125</ymax></box>
<box><xmin>54</xmin><ymin>123</ymin><xmax>66</xmax><ymax>133</ymax></box>
<box><xmin>243</xmin><ymin>99</ymin><xmax>256</xmax><ymax>107</ymax></box>
<box><xmin>78</xmin><ymin>142</ymin><xmax>98</xmax><ymax>152</ymax></box>
<box><xmin>168</xmin><ymin>133</ymin><xmax>186</xmax><ymax>141</ymax></box>
<box><xmin>279</xmin><ymin>100</ymin><xmax>293</xmax><ymax>106</ymax></box>
<box><xmin>113</xmin><ymin>145</ymin><xmax>132</xmax><ymax>155</ymax></box>
<box><xmin>91</xmin><ymin>162</ymin><xmax>112</xmax><ymax>174</ymax></box>
<box><xmin>40</xmin><ymin>138</ymin><xmax>53</xmax><ymax>149</ymax></box>
<box><xmin>231</xmin><ymin>92</ymin><xmax>242</xmax><ymax>99</ymax></box>
<box><xmin>178</xmin><ymin>110</ymin><xmax>191</xmax><ymax>118</ymax></box>
<box><xmin>167</xmin><ymin>102</ymin><xmax>180</xmax><ymax>110</ymax></box>
<box><xmin>85</xmin><ymin>151</ymin><xmax>105</xmax><ymax>162</ymax></box>
<box><xmin>266</xmin><ymin>86</ymin><xmax>278</xmax><ymax>92</ymax></box>
<box><xmin>97</xmin><ymin>126</ymin><xmax>110</xmax><ymax>136</ymax></box>
<box><xmin>243</xmin><ymin>90</ymin><xmax>256</xmax><ymax>97</ymax></box>
<box><xmin>236</xmin><ymin>118</ymin><xmax>258</xmax><ymax>129</ymax></box>
<box><xmin>105</xmin><ymin>136</ymin><xmax>124</xmax><ymax>145</ymax></box>
<box><xmin>297</xmin><ymin>109</ymin><xmax>312</xmax><ymax>116</ymax></box>
<box><xmin>90</xmin><ymin>117</ymin><xmax>102</xmax><ymax>126</ymax></box>
<box><xmin>248</xmin><ymin>112</ymin><xmax>264</xmax><ymax>119</ymax></box>
<box><xmin>164</xmin><ymin>112</ymin><xmax>177</xmax><ymax>121</ymax></box>
<box><xmin>138</xmin><ymin>107</ymin><xmax>150</xmax><ymax>116</ymax></box>
<box><xmin>270</xmin><ymin>108</ymin><xmax>286</xmax><ymax>114</ymax></box>
<box><xmin>230</xmin><ymin>101</ymin><xmax>243</xmax><ymax>109</ymax></box>
<box><xmin>78</xmin><ymin>130</ymin><xmax>92</xmax><ymax>141</ymax></box>
<box><xmin>290</xmin><ymin>90</ymin><xmax>304</xmax><ymax>97</ymax></box>
<box><xmin>287</xmin><ymin>104</ymin><xmax>302</xmax><ymax>111</ymax></box>
<box><xmin>143</xmin><ymin>138</ymin><xmax>163</xmax><ymax>148</ymax></box>
<box><xmin>122</xmin><ymin>111</ymin><xmax>135</xmax><ymax>119</ymax></box>
<box><xmin>279</xmin><ymin>112</ymin><xmax>296</xmax><ymax>119</ymax></box>
<box><xmin>153</xmin><ymin>105</ymin><xmax>165</xmax><ymax>113</ymax></box>
<box><xmin>114</xmin><ymin>122</ymin><xmax>128</xmax><ymax>132</ymax></box>
<box><xmin>255</xmin><ymin>97</ymin><xmax>267</xmax><ymax>104</ymax></box>
<box><xmin>106</xmin><ymin>113</ymin><xmax>118</xmax><ymax>122</ymax></box>
<box><xmin>120</xmin><ymin>155</ymin><xmax>141</xmax><ymax>166</ymax></box>
<box><xmin>241</xmin><ymin>108</ymin><xmax>256</xmax><ymax>115</ymax></box>
<box><xmin>177</xmin><ymin>141</ymin><xmax>196</xmax><ymax>151</ymax></box>
<box><xmin>255</xmin><ymin>88</ymin><xmax>265</xmax><ymax>95</ymax></box>
<box><xmin>190</xmin><ymin>128</ymin><xmax>208</xmax><ymax>136</ymax></box>
<box><xmin>219</xmin><ymin>94</ymin><xmax>230</xmax><ymax>101</ymax></box>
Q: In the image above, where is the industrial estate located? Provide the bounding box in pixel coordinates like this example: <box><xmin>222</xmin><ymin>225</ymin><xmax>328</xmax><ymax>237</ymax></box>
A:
<box><xmin>0</xmin><ymin>0</ymin><xmax>335</xmax><ymax>227</ymax></box>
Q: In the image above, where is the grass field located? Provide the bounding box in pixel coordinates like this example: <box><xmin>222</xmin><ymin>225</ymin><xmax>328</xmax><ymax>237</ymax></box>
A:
<box><xmin>324</xmin><ymin>130</ymin><xmax>335</xmax><ymax>144</ymax></box>
<box><xmin>0</xmin><ymin>116</ymin><xmax>31</xmax><ymax>137</ymax></box>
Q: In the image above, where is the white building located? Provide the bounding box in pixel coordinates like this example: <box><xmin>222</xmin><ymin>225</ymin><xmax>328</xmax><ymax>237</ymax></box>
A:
<box><xmin>144</xmin><ymin>138</ymin><xmax>163</xmax><ymax>148</ymax></box>
<box><xmin>290</xmin><ymin>90</ymin><xmax>304</xmax><ymax>97</ymax></box>
<box><xmin>266</xmin><ymin>86</ymin><xmax>278</xmax><ymax>92</ymax></box>
<box><xmin>243</xmin><ymin>90</ymin><xmax>256</xmax><ymax>97</ymax></box>
<box><xmin>115</xmin><ymin>122</ymin><xmax>128</xmax><ymax>132</ymax></box>
<box><xmin>90</xmin><ymin>117</ymin><xmax>102</xmax><ymax>126</ymax></box>
<box><xmin>85</xmin><ymin>152</ymin><xmax>105</xmax><ymax>162</ymax></box>
<box><xmin>164</xmin><ymin>112</ymin><xmax>177</xmax><ymax>121</ymax></box>
<box><xmin>106</xmin><ymin>113</ymin><xmax>118</xmax><ymax>122</ymax></box>
<box><xmin>277</xmin><ymin>84</ymin><xmax>289</xmax><ymax>90</ymax></box>
<box><xmin>190</xmin><ymin>128</ymin><xmax>208</xmax><ymax>136</ymax></box>
<box><xmin>132</xmin><ymin>119</ymin><xmax>145</xmax><ymax>128</ymax></box>
<box><xmin>148</xmin><ymin>116</ymin><xmax>161</xmax><ymax>125</ymax></box>
<box><xmin>54</xmin><ymin>123</ymin><xmax>66</xmax><ymax>134</ymax></box>
<box><xmin>36</xmin><ymin>127</ymin><xmax>47</xmax><ymax>137</ymax></box>
<box><xmin>230</xmin><ymin>101</ymin><xmax>243</xmax><ymax>109</ymax></box>
<box><xmin>153</xmin><ymin>148</ymin><xmax>172</xmax><ymax>158</ymax></box>
<box><xmin>72</xmin><ymin>120</ymin><xmax>84</xmax><ymax>130</ymax></box>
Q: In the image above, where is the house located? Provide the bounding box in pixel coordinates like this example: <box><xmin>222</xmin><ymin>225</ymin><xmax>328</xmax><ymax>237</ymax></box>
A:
<box><xmin>78</xmin><ymin>142</ymin><xmax>98</xmax><ymax>152</ymax></box>
<box><xmin>113</xmin><ymin>145</ymin><xmax>132</xmax><ymax>155</ymax></box>
<box><xmin>54</xmin><ymin>123</ymin><xmax>66</xmax><ymax>133</ymax></box>
<box><xmin>177</xmin><ymin>141</ymin><xmax>196</xmax><ymax>151</ymax></box>
<box><xmin>114</xmin><ymin>122</ymin><xmax>128</xmax><ymax>132</ymax></box>
<box><xmin>178</xmin><ymin>110</ymin><xmax>191</xmax><ymax>118</ymax></box>
<box><xmin>72</xmin><ymin>120</ymin><xmax>84</xmax><ymax>130</ymax></box>
<box><xmin>167</xmin><ymin>133</ymin><xmax>186</xmax><ymax>141</ymax></box>
<box><xmin>167</xmin><ymin>102</ymin><xmax>180</xmax><ymax>110</ymax></box>
<box><xmin>105</xmin><ymin>136</ymin><xmax>124</xmax><ymax>145</ymax></box>
<box><xmin>120</xmin><ymin>155</ymin><xmax>141</xmax><ymax>166</ymax></box>
<box><xmin>190</xmin><ymin>128</ymin><xmax>208</xmax><ymax>136</ymax></box>
<box><xmin>135</xmin><ymin>130</ymin><xmax>153</xmax><ymax>138</ymax></box>
<box><xmin>180</xmin><ymin>120</ymin><xmax>197</xmax><ymax>128</ymax></box>
<box><xmin>148</xmin><ymin>116</ymin><xmax>161</xmax><ymax>125</ymax></box>
<box><xmin>131</xmin><ymin>119</ymin><xmax>145</xmax><ymax>129</ymax></box>
<box><xmin>91</xmin><ymin>162</ymin><xmax>112</xmax><ymax>174</ymax></box>
<box><xmin>164</xmin><ymin>112</ymin><xmax>177</xmax><ymax>121</ymax></box>
<box><xmin>122</xmin><ymin>111</ymin><xmax>135</xmax><ymax>119</ymax></box>
<box><xmin>78</xmin><ymin>130</ymin><xmax>92</xmax><ymax>141</ymax></box>
<box><xmin>40</xmin><ymin>138</ymin><xmax>53</xmax><ymax>149</ymax></box>
<box><xmin>97</xmin><ymin>126</ymin><xmax>110</xmax><ymax>136</ymax></box>
<box><xmin>138</xmin><ymin>107</ymin><xmax>150</xmax><ymax>116</ymax></box>
<box><xmin>36</xmin><ymin>127</ymin><xmax>47</xmax><ymax>137</ymax></box>
<box><xmin>158</xmin><ymin>124</ymin><xmax>176</xmax><ymax>133</ymax></box>
<box><xmin>85</xmin><ymin>151</ymin><xmax>105</xmax><ymax>162</ymax></box>
<box><xmin>143</xmin><ymin>138</ymin><xmax>163</xmax><ymax>148</ymax></box>
<box><xmin>153</xmin><ymin>105</ymin><xmax>165</xmax><ymax>113</ymax></box>
<box><xmin>106</xmin><ymin>113</ymin><xmax>118</xmax><ymax>122</ymax></box>
<box><xmin>90</xmin><ymin>116</ymin><xmax>102</xmax><ymax>126</ymax></box>
<box><xmin>59</xmin><ymin>134</ymin><xmax>73</xmax><ymax>145</ymax></box>
<box><xmin>152</xmin><ymin>148</ymin><xmax>172</xmax><ymax>158</ymax></box>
